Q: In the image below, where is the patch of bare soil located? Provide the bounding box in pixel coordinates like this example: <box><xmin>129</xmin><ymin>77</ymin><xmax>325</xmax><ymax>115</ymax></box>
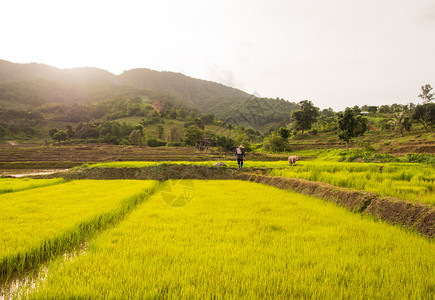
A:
<box><xmin>365</xmin><ymin>197</ymin><xmax>435</xmax><ymax>238</ymax></box>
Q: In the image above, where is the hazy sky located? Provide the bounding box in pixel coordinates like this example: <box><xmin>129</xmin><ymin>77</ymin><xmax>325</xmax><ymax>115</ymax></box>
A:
<box><xmin>1</xmin><ymin>0</ymin><xmax>434</xmax><ymax>110</ymax></box>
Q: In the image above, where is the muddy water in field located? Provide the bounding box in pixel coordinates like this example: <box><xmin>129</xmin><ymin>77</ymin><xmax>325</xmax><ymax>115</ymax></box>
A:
<box><xmin>0</xmin><ymin>169</ymin><xmax>68</xmax><ymax>178</ymax></box>
<box><xmin>0</xmin><ymin>243</ymin><xmax>88</xmax><ymax>300</ymax></box>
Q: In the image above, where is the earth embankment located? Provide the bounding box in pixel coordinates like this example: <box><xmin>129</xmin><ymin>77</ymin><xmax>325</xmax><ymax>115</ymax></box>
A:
<box><xmin>240</xmin><ymin>174</ymin><xmax>434</xmax><ymax>239</ymax></box>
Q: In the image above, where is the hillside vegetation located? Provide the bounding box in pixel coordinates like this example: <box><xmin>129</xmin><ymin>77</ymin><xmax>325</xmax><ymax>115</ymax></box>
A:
<box><xmin>0</xmin><ymin>60</ymin><xmax>433</xmax><ymax>158</ymax></box>
<box><xmin>0</xmin><ymin>60</ymin><xmax>297</xmax><ymax>133</ymax></box>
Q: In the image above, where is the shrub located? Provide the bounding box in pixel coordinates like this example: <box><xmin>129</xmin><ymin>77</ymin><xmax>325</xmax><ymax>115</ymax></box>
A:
<box><xmin>262</xmin><ymin>132</ymin><xmax>290</xmax><ymax>153</ymax></box>
<box><xmin>147</xmin><ymin>138</ymin><xmax>167</xmax><ymax>147</ymax></box>
<box><xmin>402</xmin><ymin>153</ymin><xmax>435</xmax><ymax>164</ymax></box>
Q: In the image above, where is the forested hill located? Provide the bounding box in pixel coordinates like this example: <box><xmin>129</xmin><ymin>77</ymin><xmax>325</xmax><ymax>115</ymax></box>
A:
<box><xmin>0</xmin><ymin>60</ymin><xmax>298</xmax><ymax>129</ymax></box>
<box><xmin>117</xmin><ymin>68</ymin><xmax>299</xmax><ymax>127</ymax></box>
<box><xmin>0</xmin><ymin>60</ymin><xmax>115</xmax><ymax>83</ymax></box>
<box><xmin>118</xmin><ymin>68</ymin><xmax>250</xmax><ymax>110</ymax></box>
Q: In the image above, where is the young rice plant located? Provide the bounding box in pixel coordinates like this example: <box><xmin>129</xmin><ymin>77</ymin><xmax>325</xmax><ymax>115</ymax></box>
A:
<box><xmin>22</xmin><ymin>180</ymin><xmax>435</xmax><ymax>299</ymax></box>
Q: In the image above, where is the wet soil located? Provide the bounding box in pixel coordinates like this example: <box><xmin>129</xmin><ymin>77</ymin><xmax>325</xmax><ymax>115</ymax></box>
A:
<box><xmin>0</xmin><ymin>169</ymin><xmax>68</xmax><ymax>178</ymax></box>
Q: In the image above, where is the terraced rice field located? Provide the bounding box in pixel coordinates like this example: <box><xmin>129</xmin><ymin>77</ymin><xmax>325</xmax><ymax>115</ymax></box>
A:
<box><xmin>83</xmin><ymin>160</ymin><xmax>435</xmax><ymax>205</ymax></box>
<box><xmin>0</xmin><ymin>178</ymin><xmax>65</xmax><ymax>194</ymax></box>
<box><xmin>0</xmin><ymin>180</ymin><xmax>158</xmax><ymax>282</ymax></box>
<box><xmin>10</xmin><ymin>180</ymin><xmax>435</xmax><ymax>299</ymax></box>
<box><xmin>269</xmin><ymin>161</ymin><xmax>435</xmax><ymax>205</ymax></box>
<box><xmin>0</xmin><ymin>144</ymin><xmax>226</xmax><ymax>163</ymax></box>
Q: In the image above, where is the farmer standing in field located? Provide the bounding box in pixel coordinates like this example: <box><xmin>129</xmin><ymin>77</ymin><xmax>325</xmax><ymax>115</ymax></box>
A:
<box><xmin>288</xmin><ymin>155</ymin><xmax>298</xmax><ymax>166</ymax></box>
<box><xmin>235</xmin><ymin>145</ymin><xmax>246</xmax><ymax>168</ymax></box>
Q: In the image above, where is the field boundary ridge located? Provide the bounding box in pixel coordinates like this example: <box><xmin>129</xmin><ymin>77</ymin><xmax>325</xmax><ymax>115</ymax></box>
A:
<box><xmin>238</xmin><ymin>174</ymin><xmax>435</xmax><ymax>239</ymax></box>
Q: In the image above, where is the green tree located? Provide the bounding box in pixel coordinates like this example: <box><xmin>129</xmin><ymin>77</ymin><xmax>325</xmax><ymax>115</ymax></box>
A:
<box><xmin>128</xmin><ymin>129</ymin><xmax>145</xmax><ymax>146</ymax></box>
<box><xmin>214</xmin><ymin>135</ymin><xmax>235</xmax><ymax>151</ymax></box>
<box><xmin>277</xmin><ymin>127</ymin><xmax>290</xmax><ymax>140</ymax></box>
<box><xmin>235</xmin><ymin>132</ymin><xmax>250</xmax><ymax>150</ymax></box>
<box><xmin>156</xmin><ymin>125</ymin><xmax>164</xmax><ymax>139</ymax></box>
<box><xmin>52</xmin><ymin>130</ymin><xmax>68</xmax><ymax>144</ymax></box>
<box><xmin>413</xmin><ymin>103</ymin><xmax>435</xmax><ymax>130</ymax></box>
<box><xmin>75</xmin><ymin>123</ymin><xmax>100</xmax><ymax>139</ymax></box>
<box><xmin>389</xmin><ymin>111</ymin><xmax>411</xmax><ymax>136</ymax></box>
<box><xmin>291</xmin><ymin>100</ymin><xmax>319</xmax><ymax>134</ymax></box>
<box><xmin>378</xmin><ymin>105</ymin><xmax>391</xmax><ymax>114</ymax></box>
<box><xmin>133</xmin><ymin>124</ymin><xmax>145</xmax><ymax>133</ymax></box>
<box><xmin>367</xmin><ymin>106</ymin><xmax>378</xmax><ymax>113</ymax></box>
<box><xmin>418</xmin><ymin>84</ymin><xmax>434</xmax><ymax>104</ymax></box>
<box><xmin>167</xmin><ymin>126</ymin><xmax>183</xmax><ymax>143</ymax></box>
<box><xmin>65</xmin><ymin>124</ymin><xmax>75</xmax><ymax>139</ymax></box>
<box><xmin>352</xmin><ymin>105</ymin><xmax>361</xmax><ymax>115</ymax></box>
<box><xmin>184</xmin><ymin>125</ymin><xmax>204</xmax><ymax>145</ymax></box>
<box><xmin>337</xmin><ymin>108</ymin><xmax>368</xmax><ymax>151</ymax></box>
<box><xmin>178</xmin><ymin>109</ymin><xmax>188</xmax><ymax>119</ymax></box>
<box><xmin>315</xmin><ymin>109</ymin><xmax>338</xmax><ymax>133</ymax></box>
<box><xmin>168</xmin><ymin>110</ymin><xmax>177</xmax><ymax>119</ymax></box>
<box><xmin>0</xmin><ymin>123</ymin><xmax>7</xmax><ymax>139</ymax></box>
<box><xmin>201</xmin><ymin>114</ymin><xmax>215</xmax><ymax>124</ymax></box>
<box><xmin>48</xmin><ymin>128</ymin><xmax>59</xmax><ymax>138</ymax></box>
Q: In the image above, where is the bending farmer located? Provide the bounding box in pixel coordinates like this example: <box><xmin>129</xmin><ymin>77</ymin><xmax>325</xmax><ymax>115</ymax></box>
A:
<box><xmin>288</xmin><ymin>155</ymin><xmax>298</xmax><ymax>166</ymax></box>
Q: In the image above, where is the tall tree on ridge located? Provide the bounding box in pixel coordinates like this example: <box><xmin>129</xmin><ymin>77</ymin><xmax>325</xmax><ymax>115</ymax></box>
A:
<box><xmin>291</xmin><ymin>100</ymin><xmax>319</xmax><ymax>134</ymax></box>
<box><xmin>337</xmin><ymin>107</ymin><xmax>368</xmax><ymax>151</ymax></box>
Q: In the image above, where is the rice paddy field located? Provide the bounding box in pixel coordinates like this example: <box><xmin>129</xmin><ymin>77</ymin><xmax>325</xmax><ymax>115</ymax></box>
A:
<box><xmin>269</xmin><ymin>161</ymin><xmax>435</xmax><ymax>205</ymax></box>
<box><xmin>83</xmin><ymin>160</ymin><xmax>435</xmax><ymax>205</ymax></box>
<box><xmin>14</xmin><ymin>180</ymin><xmax>434</xmax><ymax>299</ymax></box>
<box><xmin>0</xmin><ymin>178</ymin><xmax>65</xmax><ymax>195</ymax></box>
<box><xmin>0</xmin><ymin>180</ymin><xmax>159</xmax><ymax>281</ymax></box>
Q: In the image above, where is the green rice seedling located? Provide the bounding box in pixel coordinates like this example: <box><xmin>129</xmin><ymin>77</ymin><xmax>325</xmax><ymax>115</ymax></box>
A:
<box><xmin>0</xmin><ymin>180</ymin><xmax>159</xmax><ymax>282</ymax></box>
<box><xmin>270</xmin><ymin>161</ymin><xmax>435</xmax><ymax>205</ymax></box>
<box><xmin>24</xmin><ymin>181</ymin><xmax>434</xmax><ymax>299</ymax></box>
<box><xmin>0</xmin><ymin>178</ymin><xmax>65</xmax><ymax>195</ymax></box>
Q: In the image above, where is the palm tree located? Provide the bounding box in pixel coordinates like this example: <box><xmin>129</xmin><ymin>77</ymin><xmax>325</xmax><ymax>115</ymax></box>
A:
<box><xmin>389</xmin><ymin>111</ymin><xmax>410</xmax><ymax>136</ymax></box>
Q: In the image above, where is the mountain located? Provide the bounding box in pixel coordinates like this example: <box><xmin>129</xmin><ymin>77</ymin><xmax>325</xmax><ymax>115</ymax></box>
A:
<box><xmin>0</xmin><ymin>60</ymin><xmax>115</xmax><ymax>83</ymax></box>
<box><xmin>0</xmin><ymin>59</ymin><xmax>298</xmax><ymax>129</ymax></box>
<box><xmin>118</xmin><ymin>68</ymin><xmax>250</xmax><ymax>110</ymax></box>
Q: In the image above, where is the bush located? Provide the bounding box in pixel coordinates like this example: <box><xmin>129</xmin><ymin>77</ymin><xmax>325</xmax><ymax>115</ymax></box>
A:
<box><xmin>344</xmin><ymin>149</ymin><xmax>398</xmax><ymax>163</ymax></box>
<box><xmin>99</xmin><ymin>134</ymin><xmax>121</xmax><ymax>145</ymax></box>
<box><xmin>402</xmin><ymin>153</ymin><xmax>435</xmax><ymax>164</ymax></box>
<box><xmin>262</xmin><ymin>132</ymin><xmax>290</xmax><ymax>153</ymax></box>
<box><xmin>147</xmin><ymin>138</ymin><xmax>167</xmax><ymax>147</ymax></box>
